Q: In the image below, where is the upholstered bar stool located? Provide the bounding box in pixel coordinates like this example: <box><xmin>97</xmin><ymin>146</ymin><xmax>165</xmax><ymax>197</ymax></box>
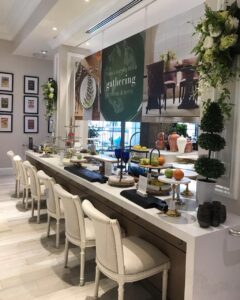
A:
<box><xmin>23</xmin><ymin>161</ymin><xmax>46</xmax><ymax>223</ymax></box>
<box><xmin>15</xmin><ymin>158</ymin><xmax>31</xmax><ymax>209</ymax></box>
<box><xmin>53</xmin><ymin>184</ymin><xmax>95</xmax><ymax>286</ymax></box>
<box><xmin>37</xmin><ymin>170</ymin><xmax>64</xmax><ymax>248</ymax></box>
<box><xmin>82</xmin><ymin>199</ymin><xmax>170</xmax><ymax>300</ymax></box>
<box><xmin>7</xmin><ymin>151</ymin><xmax>21</xmax><ymax>197</ymax></box>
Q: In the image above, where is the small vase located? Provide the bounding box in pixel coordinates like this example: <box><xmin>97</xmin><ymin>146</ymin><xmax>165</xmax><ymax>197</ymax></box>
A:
<box><xmin>177</xmin><ymin>135</ymin><xmax>187</xmax><ymax>154</ymax></box>
<box><xmin>168</xmin><ymin>132</ymin><xmax>179</xmax><ymax>152</ymax></box>
<box><xmin>155</xmin><ymin>132</ymin><xmax>165</xmax><ymax>150</ymax></box>
<box><xmin>185</xmin><ymin>138</ymin><xmax>193</xmax><ymax>153</ymax></box>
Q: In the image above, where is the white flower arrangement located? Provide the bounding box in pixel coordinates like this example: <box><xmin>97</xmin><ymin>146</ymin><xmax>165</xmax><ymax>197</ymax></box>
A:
<box><xmin>42</xmin><ymin>79</ymin><xmax>57</xmax><ymax>118</ymax></box>
<box><xmin>192</xmin><ymin>1</ymin><xmax>240</xmax><ymax>119</ymax></box>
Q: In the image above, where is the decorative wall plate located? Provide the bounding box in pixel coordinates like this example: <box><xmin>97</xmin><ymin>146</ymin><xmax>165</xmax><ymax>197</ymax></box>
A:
<box><xmin>80</xmin><ymin>74</ymin><xmax>97</xmax><ymax>109</ymax></box>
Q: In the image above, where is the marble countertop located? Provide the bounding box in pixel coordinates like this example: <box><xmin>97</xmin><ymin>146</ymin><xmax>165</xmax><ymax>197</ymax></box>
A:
<box><xmin>26</xmin><ymin>151</ymin><xmax>240</xmax><ymax>244</ymax></box>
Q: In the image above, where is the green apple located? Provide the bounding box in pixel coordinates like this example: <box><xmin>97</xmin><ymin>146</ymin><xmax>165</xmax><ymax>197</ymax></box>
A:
<box><xmin>165</xmin><ymin>168</ymin><xmax>173</xmax><ymax>178</ymax></box>
<box><xmin>151</xmin><ymin>159</ymin><xmax>159</xmax><ymax>166</ymax></box>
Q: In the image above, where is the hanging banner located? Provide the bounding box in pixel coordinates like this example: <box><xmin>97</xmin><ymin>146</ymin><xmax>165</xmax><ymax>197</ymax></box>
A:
<box><xmin>100</xmin><ymin>32</ymin><xmax>145</xmax><ymax>121</ymax></box>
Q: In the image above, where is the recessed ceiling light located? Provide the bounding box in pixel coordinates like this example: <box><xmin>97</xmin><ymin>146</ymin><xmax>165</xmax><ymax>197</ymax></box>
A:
<box><xmin>52</xmin><ymin>27</ymin><xmax>58</xmax><ymax>31</ymax></box>
<box><xmin>41</xmin><ymin>50</ymin><xmax>48</xmax><ymax>55</ymax></box>
<box><xmin>85</xmin><ymin>42</ymin><xmax>90</xmax><ymax>46</ymax></box>
<box><xmin>85</xmin><ymin>0</ymin><xmax>90</xmax><ymax>2</ymax></box>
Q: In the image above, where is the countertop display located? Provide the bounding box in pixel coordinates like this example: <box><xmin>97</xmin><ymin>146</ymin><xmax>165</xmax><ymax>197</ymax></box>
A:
<box><xmin>26</xmin><ymin>151</ymin><xmax>240</xmax><ymax>300</ymax></box>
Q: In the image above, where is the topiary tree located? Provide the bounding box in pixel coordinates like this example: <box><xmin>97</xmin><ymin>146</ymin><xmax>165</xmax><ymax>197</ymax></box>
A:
<box><xmin>195</xmin><ymin>100</ymin><xmax>226</xmax><ymax>182</ymax></box>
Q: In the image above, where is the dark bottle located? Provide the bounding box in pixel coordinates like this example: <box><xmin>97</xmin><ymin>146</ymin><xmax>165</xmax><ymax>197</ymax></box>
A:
<box><xmin>29</xmin><ymin>137</ymin><xmax>33</xmax><ymax>150</ymax></box>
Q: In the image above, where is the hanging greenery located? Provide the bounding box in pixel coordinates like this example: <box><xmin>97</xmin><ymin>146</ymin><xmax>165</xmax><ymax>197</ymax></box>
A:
<box><xmin>192</xmin><ymin>1</ymin><xmax>240</xmax><ymax>119</ymax></box>
<box><xmin>42</xmin><ymin>78</ymin><xmax>58</xmax><ymax>118</ymax></box>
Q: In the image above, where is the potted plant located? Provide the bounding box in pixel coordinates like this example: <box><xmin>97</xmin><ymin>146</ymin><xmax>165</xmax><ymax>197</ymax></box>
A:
<box><xmin>195</xmin><ymin>100</ymin><xmax>226</xmax><ymax>204</ymax></box>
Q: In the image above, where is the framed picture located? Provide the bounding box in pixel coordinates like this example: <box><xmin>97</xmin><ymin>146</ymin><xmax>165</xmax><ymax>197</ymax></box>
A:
<box><xmin>24</xmin><ymin>96</ymin><xmax>38</xmax><ymax>114</ymax></box>
<box><xmin>24</xmin><ymin>75</ymin><xmax>39</xmax><ymax>95</ymax></box>
<box><xmin>0</xmin><ymin>114</ymin><xmax>13</xmax><ymax>132</ymax></box>
<box><xmin>0</xmin><ymin>72</ymin><xmax>14</xmax><ymax>92</ymax></box>
<box><xmin>48</xmin><ymin>116</ymin><xmax>54</xmax><ymax>133</ymax></box>
<box><xmin>0</xmin><ymin>93</ymin><xmax>13</xmax><ymax>113</ymax></box>
<box><xmin>24</xmin><ymin>115</ymin><xmax>39</xmax><ymax>133</ymax></box>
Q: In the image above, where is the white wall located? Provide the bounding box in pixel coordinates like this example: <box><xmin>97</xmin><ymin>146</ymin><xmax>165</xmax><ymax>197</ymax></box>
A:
<box><xmin>0</xmin><ymin>40</ymin><xmax>53</xmax><ymax>172</ymax></box>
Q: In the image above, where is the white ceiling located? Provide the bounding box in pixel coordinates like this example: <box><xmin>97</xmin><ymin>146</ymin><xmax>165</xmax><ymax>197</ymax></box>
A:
<box><xmin>0</xmin><ymin>0</ymin><xmax>204</xmax><ymax>59</ymax></box>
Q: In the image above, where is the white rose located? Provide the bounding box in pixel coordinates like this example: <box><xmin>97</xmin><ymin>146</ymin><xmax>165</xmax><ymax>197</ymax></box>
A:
<box><xmin>50</xmin><ymin>87</ymin><xmax>54</xmax><ymax>92</ymax></box>
<box><xmin>208</xmin><ymin>24</ymin><xmax>221</xmax><ymax>37</ymax></box>
<box><xmin>203</xmin><ymin>36</ymin><xmax>214</xmax><ymax>49</ymax></box>
<box><xmin>232</xmin><ymin>17</ymin><xmax>239</xmax><ymax>29</ymax></box>
<box><xmin>226</xmin><ymin>16</ymin><xmax>239</xmax><ymax>31</ymax></box>
<box><xmin>49</xmin><ymin>93</ymin><xmax>54</xmax><ymax>99</ymax></box>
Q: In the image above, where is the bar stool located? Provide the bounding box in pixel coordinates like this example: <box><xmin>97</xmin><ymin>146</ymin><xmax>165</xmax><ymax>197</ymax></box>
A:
<box><xmin>82</xmin><ymin>199</ymin><xmax>170</xmax><ymax>300</ymax></box>
<box><xmin>53</xmin><ymin>184</ymin><xmax>95</xmax><ymax>286</ymax></box>
<box><xmin>37</xmin><ymin>170</ymin><xmax>65</xmax><ymax>248</ymax></box>
<box><xmin>15</xmin><ymin>159</ymin><xmax>31</xmax><ymax>209</ymax></box>
<box><xmin>7</xmin><ymin>151</ymin><xmax>21</xmax><ymax>197</ymax></box>
<box><xmin>23</xmin><ymin>161</ymin><xmax>46</xmax><ymax>223</ymax></box>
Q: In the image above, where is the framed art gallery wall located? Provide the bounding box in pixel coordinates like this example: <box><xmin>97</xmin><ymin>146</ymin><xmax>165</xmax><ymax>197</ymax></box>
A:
<box><xmin>0</xmin><ymin>40</ymin><xmax>53</xmax><ymax>171</ymax></box>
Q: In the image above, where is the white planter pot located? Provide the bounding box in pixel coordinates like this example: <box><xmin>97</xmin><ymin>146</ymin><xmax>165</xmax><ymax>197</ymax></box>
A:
<box><xmin>177</xmin><ymin>135</ymin><xmax>187</xmax><ymax>154</ymax></box>
<box><xmin>196</xmin><ymin>179</ymin><xmax>216</xmax><ymax>205</ymax></box>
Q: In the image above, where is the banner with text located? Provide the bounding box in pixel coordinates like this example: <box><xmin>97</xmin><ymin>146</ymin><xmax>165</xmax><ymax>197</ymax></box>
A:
<box><xmin>100</xmin><ymin>32</ymin><xmax>145</xmax><ymax>121</ymax></box>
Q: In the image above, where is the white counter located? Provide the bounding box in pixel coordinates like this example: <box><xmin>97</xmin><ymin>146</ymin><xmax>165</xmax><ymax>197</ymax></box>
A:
<box><xmin>26</xmin><ymin>151</ymin><xmax>240</xmax><ymax>300</ymax></box>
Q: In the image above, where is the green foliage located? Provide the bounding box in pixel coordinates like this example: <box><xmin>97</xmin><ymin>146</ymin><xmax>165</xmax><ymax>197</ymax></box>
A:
<box><xmin>198</xmin><ymin>133</ymin><xmax>225</xmax><ymax>151</ymax></box>
<box><xmin>201</xmin><ymin>101</ymin><xmax>224</xmax><ymax>132</ymax></box>
<box><xmin>42</xmin><ymin>79</ymin><xmax>58</xmax><ymax>119</ymax></box>
<box><xmin>195</xmin><ymin>102</ymin><xmax>226</xmax><ymax>181</ymax></box>
<box><xmin>192</xmin><ymin>2</ymin><xmax>240</xmax><ymax>119</ymax></box>
<box><xmin>195</xmin><ymin>157</ymin><xmax>225</xmax><ymax>180</ymax></box>
<box><xmin>170</xmin><ymin>123</ymin><xmax>188</xmax><ymax>137</ymax></box>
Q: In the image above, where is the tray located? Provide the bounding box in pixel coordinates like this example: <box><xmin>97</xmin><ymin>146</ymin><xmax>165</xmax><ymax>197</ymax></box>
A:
<box><xmin>120</xmin><ymin>189</ymin><xmax>168</xmax><ymax>212</ymax></box>
<box><xmin>158</xmin><ymin>176</ymin><xmax>191</xmax><ymax>185</ymax></box>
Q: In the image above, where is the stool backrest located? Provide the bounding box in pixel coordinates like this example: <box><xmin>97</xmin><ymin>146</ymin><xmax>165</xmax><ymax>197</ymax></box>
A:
<box><xmin>82</xmin><ymin>199</ymin><xmax>124</xmax><ymax>275</ymax></box>
<box><xmin>15</xmin><ymin>158</ymin><xmax>29</xmax><ymax>185</ymax></box>
<box><xmin>54</xmin><ymin>184</ymin><xmax>86</xmax><ymax>243</ymax></box>
<box><xmin>13</xmin><ymin>155</ymin><xmax>22</xmax><ymax>179</ymax></box>
<box><xmin>23</xmin><ymin>161</ymin><xmax>41</xmax><ymax>198</ymax></box>
<box><xmin>37</xmin><ymin>170</ymin><xmax>57</xmax><ymax>215</ymax></box>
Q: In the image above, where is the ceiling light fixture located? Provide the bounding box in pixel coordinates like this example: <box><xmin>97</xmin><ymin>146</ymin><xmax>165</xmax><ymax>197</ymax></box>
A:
<box><xmin>41</xmin><ymin>50</ymin><xmax>48</xmax><ymax>55</ymax></box>
<box><xmin>86</xmin><ymin>0</ymin><xmax>143</xmax><ymax>34</ymax></box>
<box><xmin>52</xmin><ymin>27</ymin><xmax>58</xmax><ymax>31</ymax></box>
<box><xmin>85</xmin><ymin>42</ymin><xmax>90</xmax><ymax>46</ymax></box>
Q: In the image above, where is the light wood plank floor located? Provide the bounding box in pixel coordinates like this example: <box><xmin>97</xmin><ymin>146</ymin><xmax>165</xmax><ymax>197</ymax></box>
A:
<box><xmin>0</xmin><ymin>175</ymin><xmax>156</xmax><ymax>300</ymax></box>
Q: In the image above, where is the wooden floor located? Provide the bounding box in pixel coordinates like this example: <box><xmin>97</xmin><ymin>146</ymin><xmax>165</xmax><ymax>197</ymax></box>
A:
<box><xmin>0</xmin><ymin>175</ymin><xmax>156</xmax><ymax>300</ymax></box>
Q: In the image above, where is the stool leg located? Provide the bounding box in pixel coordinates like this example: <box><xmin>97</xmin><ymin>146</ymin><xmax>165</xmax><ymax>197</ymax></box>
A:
<box><xmin>56</xmin><ymin>219</ymin><xmax>60</xmax><ymax>248</ymax></box>
<box><xmin>94</xmin><ymin>266</ymin><xmax>101</xmax><ymax>299</ymax></box>
<box><xmin>118</xmin><ymin>283</ymin><xmax>124</xmax><ymax>300</ymax></box>
<box><xmin>22</xmin><ymin>188</ymin><xmax>25</xmax><ymax>206</ymax></box>
<box><xmin>162</xmin><ymin>269</ymin><xmax>168</xmax><ymax>300</ymax></box>
<box><xmin>25</xmin><ymin>188</ymin><xmax>29</xmax><ymax>209</ymax></box>
<box><xmin>80</xmin><ymin>248</ymin><xmax>85</xmax><ymax>286</ymax></box>
<box><xmin>37</xmin><ymin>199</ymin><xmax>40</xmax><ymax>223</ymax></box>
<box><xmin>64</xmin><ymin>238</ymin><xmax>69</xmax><ymax>267</ymax></box>
<box><xmin>31</xmin><ymin>198</ymin><xmax>35</xmax><ymax>217</ymax></box>
<box><xmin>47</xmin><ymin>215</ymin><xmax>51</xmax><ymax>237</ymax></box>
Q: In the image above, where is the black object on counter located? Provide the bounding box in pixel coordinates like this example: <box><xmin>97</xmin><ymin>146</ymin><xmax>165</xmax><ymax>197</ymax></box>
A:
<box><xmin>120</xmin><ymin>189</ymin><xmax>168</xmax><ymax>212</ymax></box>
<box><xmin>64</xmin><ymin>165</ymin><xmax>108</xmax><ymax>183</ymax></box>
<box><xmin>197</xmin><ymin>201</ymin><xmax>226</xmax><ymax>228</ymax></box>
<box><xmin>29</xmin><ymin>137</ymin><xmax>33</xmax><ymax>150</ymax></box>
